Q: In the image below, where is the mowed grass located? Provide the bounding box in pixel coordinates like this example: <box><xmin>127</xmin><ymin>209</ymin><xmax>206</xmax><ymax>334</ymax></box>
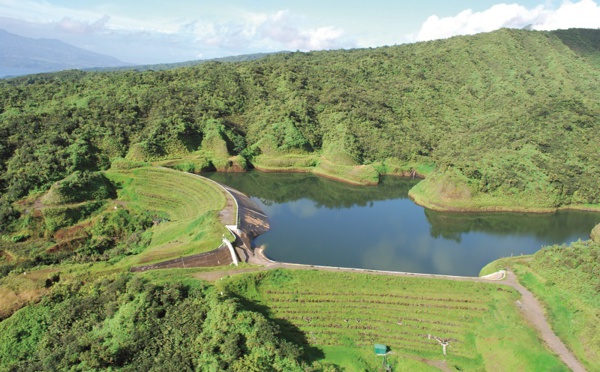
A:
<box><xmin>222</xmin><ymin>269</ymin><xmax>568</xmax><ymax>371</ymax></box>
<box><xmin>105</xmin><ymin>167</ymin><xmax>229</xmax><ymax>265</ymax></box>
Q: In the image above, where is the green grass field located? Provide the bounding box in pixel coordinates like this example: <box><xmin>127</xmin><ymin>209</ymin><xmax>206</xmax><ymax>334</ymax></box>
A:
<box><xmin>313</xmin><ymin>160</ymin><xmax>380</xmax><ymax>186</ymax></box>
<box><xmin>252</xmin><ymin>153</ymin><xmax>318</xmax><ymax>171</ymax></box>
<box><xmin>221</xmin><ymin>269</ymin><xmax>568</xmax><ymax>371</ymax></box>
<box><xmin>105</xmin><ymin>167</ymin><xmax>229</xmax><ymax>265</ymax></box>
<box><xmin>408</xmin><ymin>177</ymin><xmax>557</xmax><ymax>213</ymax></box>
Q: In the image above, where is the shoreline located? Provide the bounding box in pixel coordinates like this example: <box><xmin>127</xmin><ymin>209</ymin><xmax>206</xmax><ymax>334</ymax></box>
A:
<box><xmin>408</xmin><ymin>189</ymin><xmax>600</xmax><ymax>215</ymax></box>
<box><xmin>250</xmin><ymin>164</ymin><xmax>313</xmax><ymax>174</ymax></box>
<box><xmin>252</xmin><ymin>164</ymin><xmax>379</xmax><ymax>186</ymax></box>
<box><xmin>253</xmin><ymin>246</ymin><xmax>506</xmax><ymax>281</ymax></box>
<box><xmin>177</xmin><ymin>159</ymin><xmax>600</xmax><ymax>215</ymax></box>
<box><xmin>250</xmin><ymin>165</ymin><xmax>600</xmax><ymax>215</ymax></box>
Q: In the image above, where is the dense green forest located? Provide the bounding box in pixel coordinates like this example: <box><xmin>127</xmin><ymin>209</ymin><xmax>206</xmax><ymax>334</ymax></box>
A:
<box><xmin>88</xmin><ymin>51</ymin><xmax>284</xmax><ymax>73</ymax></box>
<box><xmin>1</xmin><ymin>27</ymin><xmax>600</xmax><ymax>229</ymax></box>
<box><xmin>0</xmin><ymin>273</ymin><xmax>311</xmax><ymax>371</ymax></box>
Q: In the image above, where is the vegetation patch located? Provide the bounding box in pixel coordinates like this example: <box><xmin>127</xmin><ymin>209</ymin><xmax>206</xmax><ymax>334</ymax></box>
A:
<box><xmin>109</xmin><ymin>157</ymin><xmax>150</xmax><ymax>170</ymax></box>
<box><xmin>219</xmin><ymin>155</ymin><xmax>248</xmax><ymax>172</ymax></box>
<box><xmin>0</xmin><ymin>267</ymin><xmax>54</xmax><ymax>321</ymax></box>
<box><xmin>252</xmin><ymin>153</ymin><xmax>318</xmax><ymax>171</ymax></box>
<box><xmin>0</xmin><ymin>274</ymin><xmax>306</xmax><ymax>371</ymax></box>
<box><xmin>41</xmin><ymin>171</ymin><xmax>116</xmax><ymax>206</ymax></box>
<box><xmin>155</xmin><ymin>156</ymin><xmax>214</xmax><ymax>173</ymax></box>
<box><xmin>374</xmin><ymin>158</ymin><xmax>435</xmax><ymax>178</ymax></box>
<box><xmin>591</xmin><ymin>223</ymin><xmax>600</xmax><ymax>244</ymax></box>
<box><xmin>409</xmin><ymin>170</ymin><xmax>559</xmax><ymax>213</ymax></box>
<box><xmin>42</xmin><ymin>201</ymin><xmax>105</xmax><ymax>233</ymax></box>
<box><xmin>313</xmin><ymin>161</ymin><xmax>379</xmax><ymax>186</ymax></box>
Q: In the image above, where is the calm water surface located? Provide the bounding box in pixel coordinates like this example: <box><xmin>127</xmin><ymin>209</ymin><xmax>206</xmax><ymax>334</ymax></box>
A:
<box><xmin>205</xmin><ymin>171</ymin><xmax>600</xmax><ymax>276</ymax></box>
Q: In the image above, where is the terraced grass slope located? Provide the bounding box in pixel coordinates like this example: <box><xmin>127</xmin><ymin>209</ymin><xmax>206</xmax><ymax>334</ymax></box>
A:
<box><xmin>223</xmin><ymin>270</ymin><xmax>568</xmax><ymax>371</ymax></box>
<box><xmin>105</xmin><ymin>167</ymin><xmax>229</xmax><ymax>265</ymax></box>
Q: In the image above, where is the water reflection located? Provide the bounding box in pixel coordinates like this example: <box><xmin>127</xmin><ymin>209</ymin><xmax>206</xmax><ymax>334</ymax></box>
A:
<box><xmin>425</xmin><ymin>209</ymin><xmax>597</xmax><ymax>243</ymax></box>
<box><xmin>205</xmin><ymin>171</ymin><xmax>416</xmax><ymax>208</ymax></box>
<box><xmin>205</xmin><ymin>171</ymin><xmax>600</xmax><ymax>276</ymax></box>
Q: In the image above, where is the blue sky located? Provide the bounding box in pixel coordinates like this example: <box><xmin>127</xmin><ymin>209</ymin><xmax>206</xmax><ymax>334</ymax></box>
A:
<box><xmin>1</xmin><ymin>0</ymin><xmax>599</xmax><ymax>64</ymax></box>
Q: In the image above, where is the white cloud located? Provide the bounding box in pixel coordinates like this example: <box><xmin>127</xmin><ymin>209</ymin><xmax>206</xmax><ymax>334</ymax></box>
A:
<box><xmin>0</xmin><ymin>0</ymin><xmax>184</xmax><ymax>35</ymax></box>
<box><xmin>55</xmin><ymin>15</ymin><xmax>111</xmax><ymax>34</ymax></box>
<box><xmin>302</xmin><ymin>26</ymin><xmax>347</xmax><ymax>50</ymax></box>
<box><xmin>255</xmin><ymin>10</ymin><xmax>350</xmax><ymax>50</ymax></box>
<box><xmin>193</xmin><ymin>10</ymin><xmax>353</xmax><ymax>52</ymax></box>
<box><xmin>0</xmin><ymin>0</ymin><xmax>100</xmax><ymax>24</ymax></box>
<box><xmin>411</xmin><ymin>0</ymin><xmax>600</xmax><ymax>42</ymax></box>
<box><xmin>533</xmin><ymin>0</ymin><xmax>600</xmax><ymax>30</ymax></box>
<box><xmin>0</xmin><ymin>0</ymin><xmax>353</xmax><ymax>62</ymax></box>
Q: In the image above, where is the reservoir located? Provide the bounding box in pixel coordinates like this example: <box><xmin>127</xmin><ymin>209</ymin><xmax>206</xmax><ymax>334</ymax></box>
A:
<box><xmin>205</xmin><ymin>171</ymin><xmax>600</xmax><ymax>276</ymax></box>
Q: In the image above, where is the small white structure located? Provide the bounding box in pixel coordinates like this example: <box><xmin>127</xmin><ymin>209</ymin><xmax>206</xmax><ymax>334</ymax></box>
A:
<box><xmin>222</xmin><ymin>236</ymin><xmax>239</xmax><ymax>266</ymax></box>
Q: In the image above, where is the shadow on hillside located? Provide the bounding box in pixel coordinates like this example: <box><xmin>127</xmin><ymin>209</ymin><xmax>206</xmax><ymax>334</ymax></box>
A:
<box><xmin>227</xmin><ymin>291</ymin><xmax>339</xmax><ymax>368</ymax></box>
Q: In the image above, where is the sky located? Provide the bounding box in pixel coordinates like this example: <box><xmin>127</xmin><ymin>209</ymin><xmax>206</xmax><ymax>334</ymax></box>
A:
<box><xmin>1</xmin><ymin>0</ymin><xmax>599</xmax><ymax>64</ymax></box>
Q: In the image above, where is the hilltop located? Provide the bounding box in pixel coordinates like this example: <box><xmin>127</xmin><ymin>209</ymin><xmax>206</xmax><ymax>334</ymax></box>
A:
<box><xmin>1</xmin><ymin>27</ymin><xmax>600</xmax><ymax>228</ymax></box>
<box><xmin>87</xmin><ymin>51</ymin><xmax>286</xmax><ymax>73</ymax></box>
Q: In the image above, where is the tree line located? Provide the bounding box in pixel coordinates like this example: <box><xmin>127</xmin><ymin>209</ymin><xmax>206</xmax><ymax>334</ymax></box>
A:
<box><xmin>1</xmin><ymin>28</ymin><xmax>600</xmax><ymax>231</ymax></box>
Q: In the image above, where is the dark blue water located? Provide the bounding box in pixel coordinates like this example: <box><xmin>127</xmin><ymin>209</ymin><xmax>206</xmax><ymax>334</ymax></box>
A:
<box><xmin>205</xmin><ymin>171</ymin><xmax>600</xmax><ymax>276</ymax></box>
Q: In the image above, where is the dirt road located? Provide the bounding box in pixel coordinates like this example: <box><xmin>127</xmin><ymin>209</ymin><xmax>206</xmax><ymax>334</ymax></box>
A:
<box><xmin>502</xmin><ymin>271</ymin><xmax>585</xmax><ymax>372</ymax></box>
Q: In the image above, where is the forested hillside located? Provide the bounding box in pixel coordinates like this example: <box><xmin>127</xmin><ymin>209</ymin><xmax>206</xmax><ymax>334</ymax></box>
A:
<box><xmin>1</xmin><ymin>28</ymin><xmax>599</xmax><ymax>230</ymax></box>
<box><xmin>0</xmin><ymin>273</ymin><xmax>307</xmax><ymax>371</ymax></box>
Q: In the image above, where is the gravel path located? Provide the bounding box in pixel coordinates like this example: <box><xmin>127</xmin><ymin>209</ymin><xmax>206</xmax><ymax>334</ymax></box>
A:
<box><xmin>502</xmin><ymin>270</ymin><xmax>586</xmax><ymax>372</ymax></box>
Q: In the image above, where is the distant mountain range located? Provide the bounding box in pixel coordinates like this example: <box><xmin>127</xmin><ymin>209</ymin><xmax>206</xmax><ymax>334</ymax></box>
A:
<box><xmin>87</xmin><ymin>52</ymin><xmax>288</xmax><ymax>73</ymax></box>
<box><xmin>0</xmin><ymin>29</ymin><xmax>128</xmax><ymax>78</ymax></box>
<box><xmin>0</xmin><ymin>28</ymin><xmax>283</xmax><ymax>78</ymax></box>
